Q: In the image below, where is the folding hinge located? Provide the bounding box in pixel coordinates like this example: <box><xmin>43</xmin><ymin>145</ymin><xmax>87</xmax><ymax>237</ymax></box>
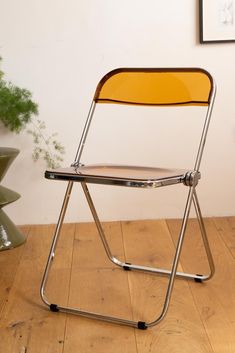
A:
<box><xmin>183</xmin><ymin>171</ymin><xmax>201</xmax><ymax>187</ymax></box>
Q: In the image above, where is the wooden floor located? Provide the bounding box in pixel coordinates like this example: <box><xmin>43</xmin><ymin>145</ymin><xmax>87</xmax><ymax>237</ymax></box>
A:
<box><xmin>0</xmin><ymin>217</ymin><xmax>235</xmax><ymax>353</ymax></box>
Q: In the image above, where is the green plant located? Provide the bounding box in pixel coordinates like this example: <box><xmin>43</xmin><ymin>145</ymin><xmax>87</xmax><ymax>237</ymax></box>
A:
<box><xmin>0</xmin><ymin>58</ymin><xmax>65</xmax><ymax>168</ymax></box>
<box><xmin>27</xmin><ymin>120</ymin><xmax>65</xmax><ymax>168</ymax></box>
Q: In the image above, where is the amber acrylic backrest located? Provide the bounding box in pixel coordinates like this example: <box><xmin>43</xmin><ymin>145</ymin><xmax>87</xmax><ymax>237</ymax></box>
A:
<box><xmin>94</xmin><ymin>68</ymin><xmax>213</xmax><ymax>106</ymax></box>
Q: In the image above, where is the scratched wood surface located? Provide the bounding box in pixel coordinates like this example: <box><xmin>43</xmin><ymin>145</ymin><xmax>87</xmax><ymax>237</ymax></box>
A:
<box><xmin>0</xmin><ymin>218</ymin><xmax>235</xmax><ymax>353</ymax></box>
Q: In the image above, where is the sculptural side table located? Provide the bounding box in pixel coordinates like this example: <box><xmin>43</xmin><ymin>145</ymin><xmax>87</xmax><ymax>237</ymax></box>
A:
<box><xmin>0</xmin><ymin>147</ymin><xmax>26</xmax><ymax>251</ymax></box>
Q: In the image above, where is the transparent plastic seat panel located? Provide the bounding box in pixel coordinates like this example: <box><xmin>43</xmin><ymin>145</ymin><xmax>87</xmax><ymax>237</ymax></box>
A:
<box><xmin>45</xmin><ymin>164</ymin><xmax>188</xmax><ymax>188</ymax></box>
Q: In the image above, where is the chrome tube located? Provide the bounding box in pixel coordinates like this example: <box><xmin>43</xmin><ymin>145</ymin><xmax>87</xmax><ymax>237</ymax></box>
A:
<box><xmin>123</xmin><ymin>263</ymin><xmax>207</xmax><ymax>281</ymax></box>
<box><xmin>81</xmin><ymin>182</ymin><xmax>123</xmax><ymax>267</ymax></box>
<box><xmin>193</xmin><ymin>190</ymin><xmax>215</xmax><ymax>280</ymax></box>
<box><xmin>194</xmin><ymin>81</ymin><xmax>216</xmax><ymax>171</ymax></box>
<box><xmin>73</xmin><ymin>101</ymin><xmax>96</xmax><ymax>165</ymax></box>
<box><xmin>147</xmin><ymin>185</ymin><xmax>195</xmax><ymax>328</ymax></box>
<box><xmin>57</xmin><ymin>305</ymin><xmax>138</xmax><ymax>328</ymax></box>
<box><xmin>40</xmin><ymin>181</ymin><xmax>74</xmax><ymax>305</ymax></box>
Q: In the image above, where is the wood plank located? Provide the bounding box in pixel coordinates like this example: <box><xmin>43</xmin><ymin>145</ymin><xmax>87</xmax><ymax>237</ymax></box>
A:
<box><xmin>0</xmin><ymin>223</ymin><xmax>75</xmax><ymax>353</ymax></box>
<box><xmin>1</xmin><ymin>219</ymin><xmax>235</xmax><ymax>352</ymax></box>
<box><xmin>0</xmin><ymin>226</ymin><xmax>30</xmax><ymax>316</ymax></box>
<box><xmin>63</xmin><ymin>221</ymin><xmax>137</xmax><ymax>353</ymax></box>
<box><xmin>122</xmin><ymin>219</ymin><xmax>213</xmax><ymax>353</ymax></box>
<box><xmin>213</xmin><ymin>216</ymin><xmax>235</xmax><ymax>259</ymax></box>
<box><xmin>74</xmin><ymin>221</ymin><xmax>125</xmax><ymax>268</ymax></box>
<box><xmin>167</xmin><ymin>218</ymin><xmax>235</xmax><ymax>353</ymax></box>
<box><xmin>167</xmin><ymin>218</ymin><xmax>211</xmax><ymax>276</ymax></box>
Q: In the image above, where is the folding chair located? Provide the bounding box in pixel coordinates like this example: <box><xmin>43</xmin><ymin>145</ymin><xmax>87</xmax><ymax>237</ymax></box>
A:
<box><xmin>40</xmin><ymin>68</ymin><xmax>216</xmax><ymax>330</ymax></box>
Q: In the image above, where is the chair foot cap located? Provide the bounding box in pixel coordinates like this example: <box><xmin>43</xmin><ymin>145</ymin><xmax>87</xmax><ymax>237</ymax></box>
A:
<box><xmin>50</xmin><ymin>304</ymin><xmax>59</xmax><ymax>312</ymax></box>
<box><xmin>137</xmin><ymin>321</ymin><xmax>147</xmax><ymax>330</ymax></box>
<box><xmin>123</xmin><ymin>262</ymin><xmax>132</xmax><ymax>271</ymax></box>
<box><xmin>194</xmin><ymin>274</ymin><xmax>203</xmax><ymax>283</ymax></box>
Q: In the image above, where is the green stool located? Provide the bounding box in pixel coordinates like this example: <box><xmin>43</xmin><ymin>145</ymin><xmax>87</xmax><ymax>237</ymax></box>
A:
<box><xmin>0</xmin><ymin>147</ymin><xmax>26</xmax><ymax>251</ymax></box>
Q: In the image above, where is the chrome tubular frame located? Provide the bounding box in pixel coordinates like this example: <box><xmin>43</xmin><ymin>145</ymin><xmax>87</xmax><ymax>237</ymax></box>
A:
<box><xmin>40</xmin><ymin>74</ymin><xmax>216</xmax><ymax>330</ymax></box>
<box><xmin>40</xmin><ymin>181</ymin><xmax>74</xmax><ymax>306</ymax></box>
<box><xmin>192</xmin><ymin>189</ymin><xmax>215</xmax><ymax>280</ymax></box>
<box><xmin>194</xmin><ymin>80</ymin><xmax>216</xmax><ymax>172</ymax></box>
<box><xmin>41</xmin><ymin>101</ymin><xmax>96</xmax><ymax>306</ymax></box>
<box><xmin>73</xmin><ymin>101</ymin><xmax>96</xmax><ymax>166</ymax></box>
<box><xmin>81</xmin><ymin>182</ymin><xmax>123</xmax><ymax>266</ymax></box>
<box><xmin>40</xmin><ymin>179</ymin><xmax>215</xmax><ymax>330</ymax></box>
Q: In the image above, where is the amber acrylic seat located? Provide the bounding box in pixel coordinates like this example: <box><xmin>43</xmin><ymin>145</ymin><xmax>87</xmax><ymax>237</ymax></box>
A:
<box><xmin>40</xmin><ymin>68</ymin><xmax>216</xmax><ymax>330</ymax></box>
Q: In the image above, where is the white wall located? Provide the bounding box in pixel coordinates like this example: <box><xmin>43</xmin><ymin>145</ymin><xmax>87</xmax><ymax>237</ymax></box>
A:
<box><xmin>0</xmin><ymin>0</ymin><xmax>235</xmax><ymax>225</ymax></box>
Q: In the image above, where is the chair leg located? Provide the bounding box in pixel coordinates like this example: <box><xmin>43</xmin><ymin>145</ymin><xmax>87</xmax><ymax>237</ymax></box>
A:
<box><xmin>193</xmin><ymin>189</ymin><xmax>215</xmax><ymax>281</ymax></box>
<box><xmin>81</xmin><ymin>182</ymin><xmax>124</xmax><ymax>267</ymax></box>
<box><xmin>146</xmin><ymin>185</ymin><xmax>195</xmax><ymax>327</ymax></box>
<box><xmin>79</xmin><ymin>183</ymin><xmax>198</xmax><ymax>328</ymax></box>
<box><xmin>40</xmin><ymin>181</ymin><xmax>74</xmax><ymax>306</ymax></box>
<box><xmin>81</xmin><ymin>183</ymin><xmax>212</xmax><ymax>283</ymax></box>
<box><xmin>119</xmin><ymin>190</ymin><xmax>215</xmax><ymax>283</ymax></box>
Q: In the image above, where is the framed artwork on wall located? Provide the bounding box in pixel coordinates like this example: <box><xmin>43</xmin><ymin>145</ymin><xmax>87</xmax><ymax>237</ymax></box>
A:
<box><xmin>199</xmin><ymin>0</ymin><xmax>235</xmax><ymax>43</ymax></box>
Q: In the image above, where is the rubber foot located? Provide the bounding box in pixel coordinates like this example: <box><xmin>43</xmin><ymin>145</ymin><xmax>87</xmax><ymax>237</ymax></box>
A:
<box><xmin>50</xmin><ymin>304</ymin><xmax>59</xmax><ymax>312</ymax></box>
<box><xmin>123</xmin><ymin>262</ymin><xmax>132</xmax><ymax>271</ymax></box>
<box><xmin>194</xmin><ymin>274</ymin><xmax>203</xmax><ymax>283</ymax></box>
<box><xmin>137</xmin><ymin>321</ymin><xmax>147</xmax><ymax>330</ymax></box>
